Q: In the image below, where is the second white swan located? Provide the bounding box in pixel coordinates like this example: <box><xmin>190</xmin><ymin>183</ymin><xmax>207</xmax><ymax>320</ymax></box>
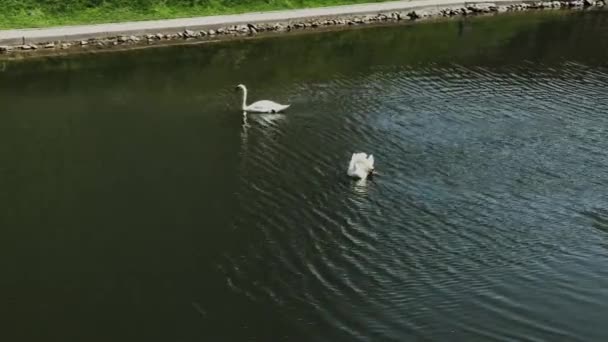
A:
<box><xmin>347</xmin><ymin>153</ymin><xmax>375</xmax><ymax>180</ymax></box>
<box><xmin>236</xmin><ymin>84</ymin><xmax>290</xmax><ymax>113</ymax></box>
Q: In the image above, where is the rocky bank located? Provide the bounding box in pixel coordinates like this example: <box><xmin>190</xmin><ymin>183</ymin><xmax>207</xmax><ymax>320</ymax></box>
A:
<box><xmin>0</xmin><ymin>0</ymin><xmax>605</xmax><ymax>58</ymax></box>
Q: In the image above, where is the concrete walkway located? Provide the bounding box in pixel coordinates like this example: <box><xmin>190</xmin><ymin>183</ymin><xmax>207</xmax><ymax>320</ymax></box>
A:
<box><xmin>0</xmin><ymin>0</ymin><xmax>515</xmax><ymax>45</ymax></box>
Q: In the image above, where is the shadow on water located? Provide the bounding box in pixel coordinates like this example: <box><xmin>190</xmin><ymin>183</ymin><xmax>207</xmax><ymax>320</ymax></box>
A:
<box><xmin>0</xmin><ymin>9</ymin><xmax>608</xmax><ymax>342</ymax></box>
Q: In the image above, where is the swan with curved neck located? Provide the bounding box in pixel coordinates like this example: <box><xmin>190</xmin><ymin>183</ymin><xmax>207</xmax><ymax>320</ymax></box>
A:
<box><xmin>236</xmin><ymin>84</ymin><xmax>290</xmax><ymax>113</ymax></box>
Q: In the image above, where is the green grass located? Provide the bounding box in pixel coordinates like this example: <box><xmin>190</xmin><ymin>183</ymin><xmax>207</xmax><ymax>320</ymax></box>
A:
<box><xmin>0</xmin><ymin>0</ymin><xmax>393</xmax><ymax>29</ymax></box>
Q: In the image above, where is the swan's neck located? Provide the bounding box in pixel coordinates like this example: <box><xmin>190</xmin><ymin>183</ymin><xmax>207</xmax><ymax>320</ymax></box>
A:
<box><xmin>241</xmin><ymin>87</ymin><xmax>248</xmax><ymax>110</ymax></box>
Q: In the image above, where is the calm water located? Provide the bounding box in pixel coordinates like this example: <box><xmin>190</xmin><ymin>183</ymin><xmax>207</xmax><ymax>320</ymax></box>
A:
<box><xmin>2</xmin><ymin>10</ymin><xmax>608</xmax><ymax>341</ymax></box>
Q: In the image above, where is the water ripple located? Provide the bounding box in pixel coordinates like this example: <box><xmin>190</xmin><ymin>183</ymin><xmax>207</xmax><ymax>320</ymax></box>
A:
<box><xmin>222</xmin><ymin>57</ymin><xmax>608</xmax><ymax>341</ymax></box>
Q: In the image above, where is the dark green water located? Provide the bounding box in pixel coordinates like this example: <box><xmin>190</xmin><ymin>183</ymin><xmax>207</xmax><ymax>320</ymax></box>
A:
<box><xmin>2</xmin><ymin>10</ymin><xmax>608</xmax><ymax>341</ymax></box>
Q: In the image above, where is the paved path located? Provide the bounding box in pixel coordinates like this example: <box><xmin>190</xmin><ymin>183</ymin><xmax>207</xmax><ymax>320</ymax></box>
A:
<box><xmin>0</xmin><ymin>0</ymin><xmax>513</xmax><ymax>45</ymax></box>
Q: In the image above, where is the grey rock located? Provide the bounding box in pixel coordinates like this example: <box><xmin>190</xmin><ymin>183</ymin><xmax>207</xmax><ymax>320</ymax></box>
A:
<box><xmin>60</xmin><ymin>43</ymin><xmax>71</xmax><ymax>49</ymax></box>
<box><xmin>430</xmin><ymin>8</ymin><xmax>442</xmax><ymax>16</ymax></box>
<box><xmin>407</xmin><ymin>11</ymin><xmax>421</xmax><ymax>19</ymax></box>
<box><xmin>20</xmin><ymin>45</ymin><xmax>33</xmax><ymax>50</ymax></box>
<box><xmin>208</xmin><ymin>29</ymin><xmax>216</xmax><ymax>35</ymax></box>
<box><xmin>156</xmin><ymin>33</ymin><xmax>164</xmax><ymax>39</ymax></box>
<box><xmin>200</xmin><ymin>30</ymin><xmax>208</xmax><ymax>36</ymax></box>
<box><xmin>129</xmin><ymin>35</ymin><xmax>140</xmax><ymax>42</ymax></box>
<box><xmin>0</xmin><ymin>45</ymin><xmax>12</xmax><ymax>52</ymax></box>
<box><xmin>234</xmin><ymin>25</ymin><xmax>248</xmax><ymax>33</ymax></box>
<box><xmin>184</xmin><ymin>29</ymin><xmax>195</xmax><ymax>37</ymax></box>
<box><xmin>477</xmin><ymin>3</ymin><xmax>497</xmax><ymax>12</ymax></box>
<box><xmin>117</xmin><ymin>36</ymin><xmax>128</xmax><ymax>43</ymax></box>
<box><xmin>44</xmin><ymin>42</ymin><xmax>55</xmax><ymax>48</ymax></box>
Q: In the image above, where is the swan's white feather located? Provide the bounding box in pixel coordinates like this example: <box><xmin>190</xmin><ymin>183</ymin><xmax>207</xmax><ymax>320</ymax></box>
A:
<box><xmin>246</xmin><ymin>100</ymin><xmax>290</xmax><ymax>113</ymax></box>
<box><xmin>347</xmin><ymin>153</ymin><xmax>375</xmax><ymax>180</ymax></box>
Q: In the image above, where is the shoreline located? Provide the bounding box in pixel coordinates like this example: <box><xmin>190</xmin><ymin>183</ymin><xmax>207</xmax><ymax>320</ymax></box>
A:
<box><xmin>0</xmin><ymin>0</ymin><xmax>604</xmax><ymax>59</ymax></box>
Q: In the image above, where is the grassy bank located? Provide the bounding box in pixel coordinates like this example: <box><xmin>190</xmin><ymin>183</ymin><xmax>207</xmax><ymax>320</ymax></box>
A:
<box><xmin>1</xmin><ymin>0</ymin><xmax>392</xmax><ymax>29</ymax></box>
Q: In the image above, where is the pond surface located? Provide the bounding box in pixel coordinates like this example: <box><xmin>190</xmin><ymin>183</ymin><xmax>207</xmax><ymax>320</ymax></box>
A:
<box><xmin>2</xmin><ymin>10</ymin><xmax>608</xmax><ymax>341</ymax></box>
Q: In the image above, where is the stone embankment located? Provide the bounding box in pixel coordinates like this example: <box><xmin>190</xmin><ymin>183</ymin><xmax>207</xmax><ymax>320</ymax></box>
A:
<box><xmin>0</xmin><ymin>0</ymin><xmax>604</xmax><ymax>57</ymax></box>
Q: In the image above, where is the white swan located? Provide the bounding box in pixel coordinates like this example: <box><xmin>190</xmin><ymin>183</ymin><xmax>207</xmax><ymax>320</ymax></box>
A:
<box><xmin>347</xmin><ymin>153</ymin><xmax>375</xmax><ymax>180</ymax></box>
<box><xmin>236</xmin><ymin>84</ymin><xmax>290</xmax><ymax>113</ymax></box>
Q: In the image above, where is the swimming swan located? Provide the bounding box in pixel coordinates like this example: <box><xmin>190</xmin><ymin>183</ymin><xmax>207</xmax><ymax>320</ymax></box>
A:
<box><xmin>235</xmin><ymin>84</ymin><xmax>290</xmax><ymax>113</ymax></box>
<box><xmin>347</xmin><ymin>153</ymin><xmax>375</xmax><ymax>180</ymax></box>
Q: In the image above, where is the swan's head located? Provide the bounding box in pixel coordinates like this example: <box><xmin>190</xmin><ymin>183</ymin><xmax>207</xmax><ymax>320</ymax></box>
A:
<box><xmin>235</xmin><ymin>84</ymin><xmax>246</xmax><ymax>91</ymax></box>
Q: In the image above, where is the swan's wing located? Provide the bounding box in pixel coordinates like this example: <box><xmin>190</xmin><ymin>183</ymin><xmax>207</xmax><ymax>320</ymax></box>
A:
<box><xmin>247</xmin><ymin>100</ymin><xmax>273</xmax><ymax>112</ymax></box>
<box><xmin>349</xmin><ymin>153</ymin><xmax>365</xmax><ymax>169</ymax></box>
<box><xmin>348</xmin><ymin>164</ymin><xmax>368</xmax><ymax>179</ymax></box>
<box><xmin>347</xmin><ymin>153</ymin><xmax>358</xmax><ymax>175</ymax></box>
<box><xmin>354</xmin><ymin>167</ymin><xmax>368</xmax><ymax>180</ymax></box>
<box><xmin>367</xmin><ymin>155</ymin><xmax>374</xmax><ymax>168</ymax></box>
<box><xmin>247</xmin><ymin>100</ymin><xmax>289</xmax><ymax>113</ymax></box>
<box><xmin>250</xmin><ymin>100</ymin><xmax>279</xmax><ymax>107</ymax></box>
<box><xmin>351</xmin><ymin>153</ymin><xmax>367</xmax><ymax>162</ymax></box>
